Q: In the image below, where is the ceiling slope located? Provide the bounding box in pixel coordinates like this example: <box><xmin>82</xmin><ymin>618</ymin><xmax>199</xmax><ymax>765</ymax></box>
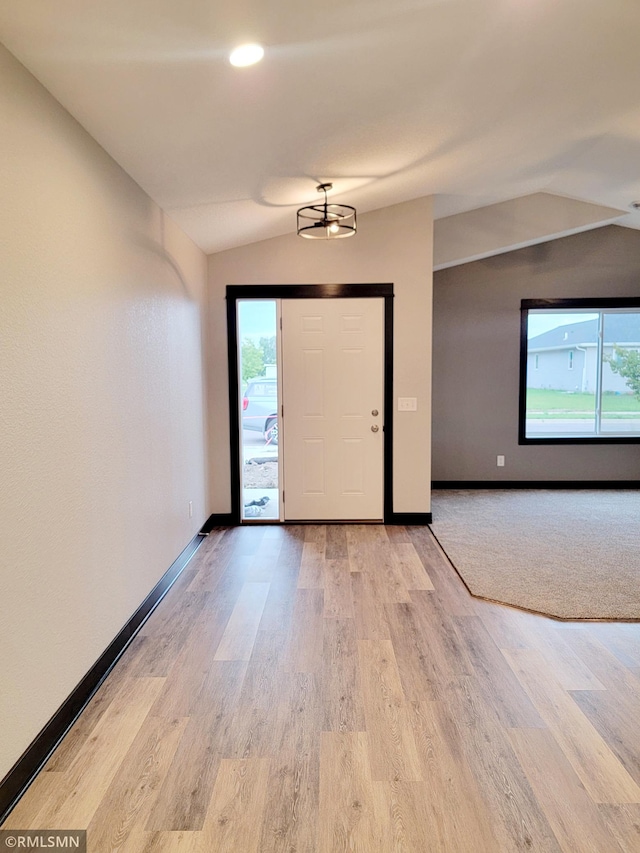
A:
<box><xmin>434</xmin><ymin>193</ymin><xmax>628</xmax><ymax>269</ymax></box>
<box><xmin>1</xmin><ymin>0</ymin><xmax>640</xmax><ymax>254</ymax></box>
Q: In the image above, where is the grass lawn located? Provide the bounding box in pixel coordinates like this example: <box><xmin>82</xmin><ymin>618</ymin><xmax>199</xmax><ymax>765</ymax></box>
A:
<box><xmin>527</xmin><ymin>388</ymin><xmax>640</xmax><ymax>418</ymax></box>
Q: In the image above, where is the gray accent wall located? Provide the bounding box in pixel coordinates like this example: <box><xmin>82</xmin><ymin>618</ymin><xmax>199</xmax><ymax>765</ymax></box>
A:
<box><xmin>432</xmin><ymin>225</ymin><xmax>640</xmax><ymax>482</ymax></box>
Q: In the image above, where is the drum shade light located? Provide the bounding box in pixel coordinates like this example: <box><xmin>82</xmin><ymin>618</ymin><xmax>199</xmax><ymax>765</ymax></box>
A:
<box><xmin>297</xmin><ymin>183</ymin><xmax>357</xmax><ymax>239</ymax></box>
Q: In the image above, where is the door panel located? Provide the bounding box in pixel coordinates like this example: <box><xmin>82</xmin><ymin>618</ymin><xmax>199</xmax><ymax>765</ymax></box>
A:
<box><xmin>303</xmin><ymin>349</ymin><xmax>324</xmax><ymax>416</ymax></box>
<box><xmin>340</xmin><ymin>438</ymin><xmax>365</xmax><ymax>494</ymax></box>
<box><xmin>282</xmin><ymin>298</ymin><xmax>384</xmax><ymax>520</ymax></box>
<box><xmin>302</xmin><ymin>438</ymin><xmax>325</xmax><ymax>494</ymax></box>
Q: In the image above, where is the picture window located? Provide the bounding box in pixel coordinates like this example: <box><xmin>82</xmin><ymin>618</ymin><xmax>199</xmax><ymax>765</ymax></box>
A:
<box><xmin>519</xmin><ymin>299</ymin><xmax>640</xmax><ymax>443</ymax></box>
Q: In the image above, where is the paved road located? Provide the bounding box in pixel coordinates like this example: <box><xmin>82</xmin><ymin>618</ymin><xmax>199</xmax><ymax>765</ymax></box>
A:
<box><xmin>527</xmin><ymin>418</ymin><xmax>640</xmax><ymax>435</ymax></box>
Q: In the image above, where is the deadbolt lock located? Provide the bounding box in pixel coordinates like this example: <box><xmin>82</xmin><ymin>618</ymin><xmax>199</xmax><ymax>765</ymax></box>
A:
<box><xmin>371</xmin><ymin>409</ymin><xmax>379</xmax><ymax>417</ymax></box>
<box><xmin>371</xmin><ymin>424</ymin><xmax>379</xmax><ymax>432</ymax></box>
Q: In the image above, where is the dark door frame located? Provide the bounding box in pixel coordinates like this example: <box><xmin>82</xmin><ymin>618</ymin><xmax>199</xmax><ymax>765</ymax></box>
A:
<box><xmin>226</xmin><ymin>283</ymin><xmax>395</xmax><ymax>524</ymax></box>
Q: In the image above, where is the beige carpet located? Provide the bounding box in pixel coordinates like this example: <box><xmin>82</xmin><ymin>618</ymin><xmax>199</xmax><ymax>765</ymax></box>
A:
<box><xmin>429</xmin><ymin>489</ymin><xmax>640</xmax><ymax>620</ymax></box>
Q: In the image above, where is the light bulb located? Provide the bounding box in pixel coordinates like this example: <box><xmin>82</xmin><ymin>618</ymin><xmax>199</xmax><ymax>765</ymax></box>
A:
<box><xmin>329</xmin><ymin>222</ymin><xmax>340</xmax><ymax>234</ymax></box>
<box><xmin>229</xmin><ymin>44</ymin><xmax>264</xmax><ymax>67</ymax></box>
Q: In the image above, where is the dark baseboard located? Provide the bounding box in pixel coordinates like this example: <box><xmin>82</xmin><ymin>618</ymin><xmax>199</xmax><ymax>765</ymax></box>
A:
<box><xmin>201</xmin><ymin>512</ymin><xmax>436</xmax><ymax>527</ymax></box>
<box><xmin>431</xmin><ymin>480</ymin><xmax>640</xmax><ymax>490</ymax></box>
<box><xmin>386</xmin><ymin>512</ymin><xmax>432</xmax><ymax>525</ymax></box>
<box><xmin>0</xmin><ymin>530</ymin><xmax>206</xmax><ymax>826</ymax></box>
<box><xmin>202</xmin><ymin>512</ymin><xmax>434</xmax><ymax>527</ymax></box>
<box><xmin>199</xmin><ymin>512</ymin><xmax>236</xmax><ymax>533</ymax></box>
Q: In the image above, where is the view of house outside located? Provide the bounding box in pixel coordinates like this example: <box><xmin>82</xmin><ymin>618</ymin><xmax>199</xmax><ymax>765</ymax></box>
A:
<box><xmin>525</xmin><ymin>310</ymin><xmax>640</xmax><ymax>438</ymax></box>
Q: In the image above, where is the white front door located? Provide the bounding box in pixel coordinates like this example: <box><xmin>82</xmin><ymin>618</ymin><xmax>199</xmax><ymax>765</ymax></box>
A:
<box><xmin>281</xmin><ymin>298</ymin><xmax>385</xmax><ymax>521</ymax></box>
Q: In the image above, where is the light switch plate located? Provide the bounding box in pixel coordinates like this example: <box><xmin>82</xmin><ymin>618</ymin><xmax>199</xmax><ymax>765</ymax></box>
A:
<box><xmin>397</xmin><ymin>397</ymin><xmax>418</xmax><ymax>411</ymax></box>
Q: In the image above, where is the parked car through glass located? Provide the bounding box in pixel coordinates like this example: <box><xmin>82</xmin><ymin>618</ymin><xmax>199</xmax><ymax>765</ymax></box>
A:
<box><xmin>242</xmin><ymin>377</ymin><xmax>278</xmax><ymax>444</ymax></box>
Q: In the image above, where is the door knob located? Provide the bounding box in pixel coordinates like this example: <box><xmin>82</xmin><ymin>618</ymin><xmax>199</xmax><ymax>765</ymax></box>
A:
<box><xmin>371</xmin><ymin>424</ymin><xmax>379</xmax><ymax>432</ymax></box>
<box><xmin>371</xmin><ymin>409</ymin><xmax>379</xmax><ymax>417</ymax></box>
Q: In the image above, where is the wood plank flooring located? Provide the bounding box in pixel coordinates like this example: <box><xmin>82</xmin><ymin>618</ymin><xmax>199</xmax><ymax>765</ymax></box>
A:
<box><xmin>3</xmin><ymin>523</ymin><xmax>640</xmax><ymax>851</ymax></box>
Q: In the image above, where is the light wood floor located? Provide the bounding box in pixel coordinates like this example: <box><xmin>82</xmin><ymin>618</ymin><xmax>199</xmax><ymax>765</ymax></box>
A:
<box><xmin>4</xmin><ymin>524</ymin><xmax>640</xmax><ymax>851</ymax></box>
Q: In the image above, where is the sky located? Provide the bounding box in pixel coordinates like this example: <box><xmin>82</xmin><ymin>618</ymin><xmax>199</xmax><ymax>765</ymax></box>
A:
<box><xmin>238</xmin><ymin>300</ymin><xmax>277</xmax><ymax>340</ymax></box>
<box><xmin>527</xmin><ymin>311</ymin><xmax>598</xmax><ymax>338</ymax></box>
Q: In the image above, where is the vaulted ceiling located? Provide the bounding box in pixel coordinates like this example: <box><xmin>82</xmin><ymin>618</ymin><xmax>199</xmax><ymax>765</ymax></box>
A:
<box><xmin>1</xmin><ymin>0</ymin><xmax>639</xmax><ymax>255</ymax></box>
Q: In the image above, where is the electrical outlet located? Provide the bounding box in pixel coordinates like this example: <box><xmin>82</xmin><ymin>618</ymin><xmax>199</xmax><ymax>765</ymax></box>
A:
<box><xmin>189</xmin><ymin>500</ymin><xmax>193</xmax><ymax>518</ymax></box>
<box><xmin>497</xmin><ymin>455</ymin><xmax>505</xmax><ymax>467</ymax></box>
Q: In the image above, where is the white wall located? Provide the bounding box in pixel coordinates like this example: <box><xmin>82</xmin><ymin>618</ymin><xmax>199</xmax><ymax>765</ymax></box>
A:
<box><xmin>208</xmin><ymin>197</ymin><xmax>433</xmax><ymax>515</ymax></box>
<box><xmin>0</xmin><ymin>45</ymin><xmax>208</xmax><ymax>779</ymax></box>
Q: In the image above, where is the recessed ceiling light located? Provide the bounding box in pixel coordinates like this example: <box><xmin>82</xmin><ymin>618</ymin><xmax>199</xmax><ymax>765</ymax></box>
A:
<box><xmin>229</xmin><ymin>44</ymin><xmax>264</xmax><ymax>67</ymax></box>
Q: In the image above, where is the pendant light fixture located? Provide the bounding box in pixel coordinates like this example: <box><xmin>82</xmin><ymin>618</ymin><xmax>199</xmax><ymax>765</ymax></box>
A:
<box><xmin>297</xmin><ymin>183</ymin><xmax>357</xmax><ymax>239</ymax></box>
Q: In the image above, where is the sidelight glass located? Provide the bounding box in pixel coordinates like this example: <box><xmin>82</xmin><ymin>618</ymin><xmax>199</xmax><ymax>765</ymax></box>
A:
<box><xmin>238</xmin><ymin>300</ymin><xmax>280</xmax><ymax>520</ymax></box>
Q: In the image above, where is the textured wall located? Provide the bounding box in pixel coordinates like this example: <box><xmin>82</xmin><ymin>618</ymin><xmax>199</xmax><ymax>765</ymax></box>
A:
<box><xmin>432</xmin><ymin>225</ymin><xmax>640</xmax><ymax>482</ymax></box>
<box><xmin>0</xmin><ymin>45</ymin><xmax>208</xmax><ymax>778</ymax></box>
<box><xmin>208</xmin><ymin>197</ymin><xmax>434</xmax><ymax>515</ymax></box>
